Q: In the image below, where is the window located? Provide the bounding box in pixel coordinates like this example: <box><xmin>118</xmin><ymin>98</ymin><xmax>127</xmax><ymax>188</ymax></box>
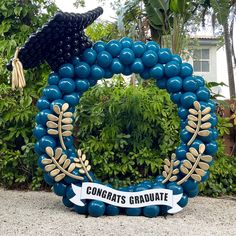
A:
<box><xmin>193</xmin><ymin>49</ymin><xmax>210</xmax><ymax>72</ymax></box>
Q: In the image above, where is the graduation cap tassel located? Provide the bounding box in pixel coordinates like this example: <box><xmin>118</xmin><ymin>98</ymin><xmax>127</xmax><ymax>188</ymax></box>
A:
<box><xmin>11</xmin><ymin>47</ymin><xmax>26</xmax><ymax>90</ymax></box>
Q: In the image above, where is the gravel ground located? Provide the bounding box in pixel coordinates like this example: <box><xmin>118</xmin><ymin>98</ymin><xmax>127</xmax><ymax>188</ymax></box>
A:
<box><xmin>0</xmin><ymin>188</ymin><xmax>235</xmax><ymax>236</ymax></box>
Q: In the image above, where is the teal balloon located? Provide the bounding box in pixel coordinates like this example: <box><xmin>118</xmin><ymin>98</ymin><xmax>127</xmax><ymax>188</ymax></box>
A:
<box><xmin>140</xmin><ymin>69</ymin><xmax>150</xmax><ymax>80</ymax></box>
<box><xmin>175</xmin><ymin>144</ymin><xmax>188</xmax><ymax>160</ymax></box>
<box><xmin>158</xmin><ymin>48</ymin><xmax>172</xmax><ymax>64</ymax></box>
<box><xmin>50</xmin><ymin>99</ymin><xmax>66</xmax><ymax>110</ymax></box>
<box><xmin>167</xmin><ymin>182</ymin><xmax>183</xmax><ymax>194</ymax></box>
<box><xmin>156</xmin><ymin>78</ymin><xmax>167</xmax><ymax>89</ymax></box>
<box><xmin>74</xmin><ymin>203</ymin><xmax>88</xmax><ymax>214</ymax></box>
<box><xmin>170</xmin><ymin>92</ymin><xmax>182</xmax><ymax>104</ymax></box>
<box><xmin>33</xmin><ymin>125</ymin><xmax>47</xmax><ymax>140</ymax></box>
<box><xmin>59</xmin><ymin>63</ymin><xmax>74</xmax><ymax>78</ymax></box>
<box><xmin>183</xmin><ymin>76</ymin><xmax>199</xmax><ymax>92</ymax></box>
<box><xmin>36</xmin><ymin>97</ymin><xmax>50</xmax><ymax>110</ymax></box>
<box><xmin>97</xmin><ymin>51</ymin><xmax>113</xmax><ymax>68</ymax></box>
<box><xmin>93</xmin><ymin>41</ymin><xmax>106</xmax><ymax>53</ymax></box>
<box><xmin>143</xmin><ymin>205</ymin><xmax>160</xmax><ymax>218</ymax></box>
<box><xmin>194</xmin><ymin>76</ymin><xmax>205</xmax><ymax>86</ymax></box>
<box><xmin>62</xmin><ymin>196</ymin><xmax>74</xmax><ymax>208</ymax></box>
<box><xmin>131</xmin><ymin>58</ymin><xmax>144</xmax><ymax>73</ymax></box>
<box><xmin>180</xmin><ymin>128</ymin><xmax>192</xmax><ymax>143</ymax></box>
<box><xmin>146</xmin><ymin>41</ymin><xmax>160</xmax><ymax>53</ymax></box>
<box><xmin>120</xmin><ymin>37</ymin><xmax>133</xmax><ymax>48</ymax></box>
<box><xmin>43</xmin><ymin>173</ymin><xmax>54</xmax><ymax>185</ymax></box>
<box><xmin>36</xmin><ymin>109</ymin><xmax>51</xmax><ymax>125</ymax></box>
<box><xmin>152</xmin><ymin>182</ymin><xmax>165</xmax><ymax>189</ymax></box>
<box><xmin>178</xmin><ymin>194</ymin><xmax>188</xmax><ymax>207</ymax></box>
<box><xmin>39</xmin><ymin>135</ymin><xmax>56</xmax><ymax>150</ymax></box>
<box><xmin>178</xmin><ymin>107</ymin><xmax>188</xmax><ymax>119</ymax></box>
<box><xmin>119</xmin><ymin>48</ymin><xmax>135</xmax><ymax>65</ymax></box>
<box><xmin>180</xmin><ymin>92</ymin><xmax>197</xmax><ymax>109</ymax></box>
<box><xmin>37</xmin><ymin>154</ymin><xmax>47</xmax><ymax>169</ymax></box>
<box><xmin>58</xmin><ymin>78</ymin><xmax>76</xmax><ymax>94</ymax></box>
<box><xmin>106</xmin><ymin>205</ymin><xmax>120</xmax><ymax>216</ymax></box>
<box><xmin>82</xmin><ymin>48</ymin><xmax>97</xmax><ymax>65</ymax></box>
<box><xmin>205</xmin><ymin>141</ymin><xmax>218</xmax><ymax>155</ymax></box>
<box><xmin>186</xmin><ymin>188</ymin><xmax>199</xmax><ymax>198</ymax></box>
<box><xmin>75</xmin><ymin>62</ymin><xmax>90</xmax><ymax>78</ymax></box>
<box><xmin>88</xmin><ymin>200</ymin><xmax>105</xmax><ymax>217</ymax></box>
<box><xmin>106</xmin><ymin>40</ymin><xmax>122</xmax><ymax>57</ymax></box>
<box><xmin>126</xmin><ymin>208</ymin><xmax>141</xmax><ymax>216</ymax></box>
<box><xmin>53</xmin><ymin>183</ymin><xmax>67</xmax><ymax>196</ymax></box>
<box><xmin>191</xmin><ymin>139</ymin><xmax>204</xmax><ymax>150</ymax></box>
<box><xmin>209</xmin><ymin>113</ymin><xmax>218</xmax><ymax>127</ymax></box>
<box><xmin>90</xmin><ymin>65</ymin><xmax>105</xmax><ymax>80</ymax></box>
<box><xmin>155</xmin><ymin>175</ymin><xmax>165</xmax><ymax>182</ymax></box>
<box><xmin>75</xmin><ymin>79</ymin><xmax>90</xmax><ymax>92</ymax></box>
<box><xmin>182</xmin><ymin>180</ymin><xmax>198</xmax><ymax>192</ymax></box>
<box><xmin>110</xmin><ymin>58</ymin><xmax>124</xmax><ymax>74</ymax></box>
<box><xmin>132</xmin><ymin>41</ymin><xmax>146</xmax><ymax>57</ymax></box>
<box><xmin>48</xmin><ymin>73</ymin><xmax>59</xmax><ymax>85</ymax></box>
<box><xmin>43</xmin><ymin>85</ymin><xmax>62</xmax><ymax>101</ymax></box>
<box><xmin>72</xmin><ymin>56</ymin><xmax>80</xmax><ymax>66</ymax></box>
<box><xmin>167</xmin><ymin>76</ymin><xmax>183</xmax><ymax>93</ymax></box>
<box><xmin>34</xmin><ymin>142</ymin><xmax>43</xmax><ymax>155</ymax></box>
<box><xmin>196</xmin><ymin>87</ymin><xmax>210</xmax><ymax>101</ymax></box>
<box><xmin>63</xmin><ymin>93</ymin><xmax>80</xmax><ymax>106</ymax></box>
<box><xmin>164</xmin><ymin>61</ymin><xmax>180</xmax><ymax>77</ymax></box>
<box><xmin>150</xmin><ymin>64</ymin><xmax>164</xmax><ymax>79</ymax></box>
<box><xmin>172</xmin><ymin>54</ymin><xmax>182</xmax><ymax>64</ymax></box>
<box><xmin>142</xmin><ymin>50</ymin><xmax>158</xmax><ymax>67</ymax></box>
<box><xmin>180</xmin><ymin>63</ymin><xmax>193</xmax><ymax>77</ymax></box>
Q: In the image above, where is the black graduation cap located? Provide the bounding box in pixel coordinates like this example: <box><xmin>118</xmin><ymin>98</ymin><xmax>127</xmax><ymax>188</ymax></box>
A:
<box><xmin>7</xmin><ymin>7</ymin><xmax>103</xmax><ymax>72</ymax></box>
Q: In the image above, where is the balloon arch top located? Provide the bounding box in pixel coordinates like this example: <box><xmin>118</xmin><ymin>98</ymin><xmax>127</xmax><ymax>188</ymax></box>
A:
<box><xmin>8</xmin><ymin>7</ymin><xmax>218</xmax><ymax>218</ymax></box>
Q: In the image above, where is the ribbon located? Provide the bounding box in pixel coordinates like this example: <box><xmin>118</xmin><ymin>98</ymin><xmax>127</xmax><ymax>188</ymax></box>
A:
<box><xmin>70</xmin><ymin>182</ymin><xmax>183</xmax><ymax>214</ymax></box>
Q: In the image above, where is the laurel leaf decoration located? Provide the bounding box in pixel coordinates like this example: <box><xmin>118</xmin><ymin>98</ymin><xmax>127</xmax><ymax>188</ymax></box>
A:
<box><xmin>177</xmin><ymin>144</ymin><xmax>212</xmax><ymax>185</ymax></box>
<box><xmin>46</xmin><ymin>103</ymin><xmax>73</xmax><ymax>150</ymax></box>
<box><xmin>162</xmin><ymin>153</ymin><xmax>180</xmax><ymax>183</ymax></box>
<box><xmin>186</xmin><ymin>101</ymin><xmax>212</xmax><ymax>146</ymax></box>
<box><xmin>43</xmin><ymin>147</ymin><xmax>84</xmax><ymax>182</ymax></box>
<box><xmin>74</xmin><ymin>149</ymin><xmax>93</xmax><ymax>181</ymax></box>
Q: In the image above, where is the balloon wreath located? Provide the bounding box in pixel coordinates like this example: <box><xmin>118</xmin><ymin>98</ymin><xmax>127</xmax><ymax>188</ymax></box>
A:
<box><xmin>8</xmin><ymin>8</ymin><xmax>218</xmax><ymax>218</ymax></box>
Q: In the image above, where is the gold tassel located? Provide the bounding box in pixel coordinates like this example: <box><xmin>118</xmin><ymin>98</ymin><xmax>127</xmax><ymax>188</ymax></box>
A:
<box><xmin>11</xmin><ymin>47</ymin><xmax>26</xmax><ymax>90</ymax></box>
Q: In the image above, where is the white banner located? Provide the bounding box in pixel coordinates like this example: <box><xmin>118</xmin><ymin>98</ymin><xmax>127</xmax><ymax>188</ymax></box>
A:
<box><xmin>70</xmin><ymin>182</ymin><xmax>183</xmax><ymax>214</ymax></box>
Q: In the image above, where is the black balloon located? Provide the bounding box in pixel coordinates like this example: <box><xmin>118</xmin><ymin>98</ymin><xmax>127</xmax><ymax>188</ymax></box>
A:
<box><xmin>7</xmin><ymin>7</ymin><xmax>103</xmax><ymax>71</ymax></box>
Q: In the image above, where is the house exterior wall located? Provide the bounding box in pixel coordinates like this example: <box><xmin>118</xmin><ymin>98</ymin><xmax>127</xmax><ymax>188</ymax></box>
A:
<box><xmin>187</xmin><ymin>44</ymin><xmax>217</xmax><ymax>83</ymax></box>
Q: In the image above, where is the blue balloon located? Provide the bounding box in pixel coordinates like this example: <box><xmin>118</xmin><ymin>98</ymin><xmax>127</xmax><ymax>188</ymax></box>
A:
<box><xmin>194</xmin><ymin>76</ymin><xmax>205</xmax><ymax>87</ymax></box>
<box><xmin>37</xmin><ymin>154</ymin><xmax>47</xmax><ymax>170</ymax></box>
<box><xmin>34</xmin><ymin>142</ymin><xmax>43</xmax><ymax>155</ymax></box>
<box><xmin>167</xmin><ymin>76</ymin><xmax>183</xmax><ymax>93</ymax></box>
<box><xmin>106</xmin><ymin>205</ymin><xmax>120</xmax><ymax>216</ymax></box>
<box><xmin>201</xmin><ymin>171</ymin><xmax>210</xmax><ymax>182</ymax></box>
<box><xmin>36</xmin><ymin>109</ymin><xmax>51</xmax><ymax>125</ymax></box>
<box><xmin>209</xmin><ymin>113</ymin><xmax>218</xmax><ymax>127</ymax></box>
<box><xmin>93</xmin><ymin>41</ymin><xmax>106</xmax><ymax>53</ymax></box>
<box><xmin>167</xmin><ymin>182</ymin><xmax>183</xmax><ymax>194</ymax></box>
<box><xmin>75</xmin><ymin>62</ymin><xmax>90</xmax><ymax>78</ymax></box>
<box><xmin>63</xmin><ymin>93</ymin><xmax>80</xmax><ymax>106</ymax></box>
<box><xmin>88</xmin><ymin>200</ymin><xmax>105</xmax><ymax>217</ymax></box>
<box><xmin>75</xmin><ymin>79</ymin><xmax>90</xmax><ymax>92</ymax></box>
<box><xmin>50</xmin><ymin>99</ymin><xmax>66</xmax><ymax>110</ymax></box>
<box><xmin>90</xmin><ymin>65</ymin><xmax>105</xmax><ymax>80</ymax></box>
<box><xmin>33</xmin><ymin>125</ymin><xmax>47</xmax><ymax>140</ymax></box>
<box><xmin>110</xmin><ymin>58</ymin><xmax>124</xmax><ymax>74</ymax></box>
<box><xmin>180</xmin><ymin>63</ymin><xmax>193</xmax><ymax>77</ymax></box>
<box><xmin>119</xmin><ymin>48</ymin><xmax>135</xmax><ymax>65</ymax></box>
<box><xmin>142</xmin><ymin>50</ymin><xmax>158</xmax><ymax>67</ymax></box>
<box><xmin>48</xmin><ymin>73</ymin><xmax>59</xmax><ymax>85</ymax></box>
<box><xmin>150</xmin><ymin>64</ymin><xmax>164</xmax><ymax>79</ymax></box>
<box><xmin>146</xmin><ymin>41</ymin><xmax>160</xmax><ymax>53</ymax></box>
<box><xmin>186</xmin><ymin>188</ymin><xmax>199</xmax><ymax>198</ymax></box>
<box><xmin>143</xmin><ymin>205</ymin><xmax>160</xmax><ymax>218</ymax></box>
<box><xmin>205</xmin><ymin>141</ymin><xmax>218</xmax><ymax>155</ymax></box>
<box><xmin>62</xmin><ymin>196</ymin><xmax>74</xmax><ymax>208</ymax></box>
<box><xmin>183</xmin><ymin>76</ymin><xmax>199</xmax><ymax>92</ymax></box>
<box><xmin>178</xmin><ymin>194</ymin><xmax>188</xmax><ymax>207</ymax></box>
<box><xmin>152</xmin><ymin>182</ymin><xmax>165</xmax><ymax>189</ymax></box>
<box><xmin>72</xmin><ymin>56</ymin><xmax>80</xmax><ymax>66</ymax></box>
<box><xmin>106</xmin><ymin>40</ymin><xmax>122</xmax><ymax>57</ymax></box>
<box><xmin>180</xmin><ymin>92</ymin><xmax>197</xmax><ymax>109</ymax></box>
<box><xmin>178</xmin><ymin>107</ymin><xmax>188</xmax><ymax>119</ymax></box>
<box><xmin>131</xmin><ymin>58</ymin><xmax>144</xmax><ymax>73</ymax></box>
<box><xmin>156</xmin><ymin>78</ymin><xmax>167</xmax><ymax>89</ymax></box>
<box><xmin>132</xmin><ymin>41</ymin><xmax>146</xmax><ymax>57</ymax></box>
<box><xmin>164</xmin><ymin>61</ymin><xmax>181</xmax><ymax>77</ymax></box>
<box><xmin>120</xmin><ymin>37</ymin><xmax>133</xmax><ymax>48</ymax></box>
<box><xmin>97</xmin><ymin>51</ymin><xmax>113</xmax><ymax>68</ymax></box>
<box><xmin>74</xmin><ymin>204</ymin><xmax>88</xmax><ymax>214</ymax></box>
<box><xmin>191</xmin><ymin>139</ymin><xmax>204</xmax><ymax>150</ymax></box>
<box><xmin>43</xmin><ymin>173</ymin><xmax>55</xmax><ymax>185</ymax></box>
<box><xmin>36</xmin><ymin>97</ymin><xmax>50</xmax><ymax>111</ymax></box>
<box><xmin>170</xmin><ymin>92</ymin><xmax>182</xmax><ymax>105</ymax></box>
<box><xmin>158</xmin><ymin>48</ymin><xmax>172</xmax><ymax>64</ymax></box>
<box><xmin>126</xmin><ymin>208</ymin><xmax>142</xmax><ymax>216</ymax></box>
<box><xmin>58</xmin><ymin>78</ymin><xmax>76</xmax><ymax>94</ymax></box>
<box><xmin>182</xmin><ymin>179</ymin><xmax>198</xmax><ymax>192</ymax></box>
<box><xmin>82</xmin><ymin>48</ymin><xmax>97</xmax><ymax>65</ymax></box>
<box><xmin>43</xmin><ymin>85</ymin><xmax>62</xmax><ymax>101</ymax></box>
<box><xmin>196</xmin><ymin>87</ymin><xmax>210</xmax><ymax>101</ymax></box>
<box><xmin>140</xmin><ymin>69</ymin><xmax>150</xmax><ymax>80</ymax></box>
<box><xmin>53</xmin><ymin>183</ymin><xmax>67</xmax><ymax>196</ymax></box>
<box><xmin>180</xmin><ymin>128</ymin><xmax>192</xmax><ymax>143</ymax></box>
<box><xmin>39</xmin><ymin>135</ymin><xmax>56</xmax><ymax>150</ymax></box>
<box><xmin>104</xmin><ymin>69</ymin><xmax>114</xmax><ymax>79</ymax></box>
<box><xmin>59</xmin><ymin>63</ymin><xmax>74</xmax><ymax>78</ymax></box>
<box><xmin>212</xmin><ymin>129</ymin><xmax>218</xmax><ymax>139</ymax></box>
<box><xmin>175</xmin><ymin>144</ymin><xmax>188</xmax><ymax>160</ymax></box>
<box><xmin>172</xmin><ymin>54</ymin><xmax>182</xmax><ymax>64</ymax></box>
<box><xmin>155</xmin><ymin>175</ymin><xmax>165</xmax><ymax>183</ymax></box>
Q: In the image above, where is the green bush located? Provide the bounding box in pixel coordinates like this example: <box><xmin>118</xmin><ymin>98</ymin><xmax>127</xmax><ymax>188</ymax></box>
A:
<box><xmin>75</xmin><ymin>78</ymin><xmax>180</xmax><ymax>188</ymax></box>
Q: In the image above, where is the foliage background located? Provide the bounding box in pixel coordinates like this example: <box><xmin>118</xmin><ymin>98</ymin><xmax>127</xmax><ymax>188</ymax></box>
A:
<box><xmin>0</xmin><ymin>0</ymin><xmax>235</xmax><ymax>196</ymax></box>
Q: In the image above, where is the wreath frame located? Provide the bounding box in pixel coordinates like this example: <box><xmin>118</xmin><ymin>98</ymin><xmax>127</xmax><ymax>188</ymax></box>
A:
<box><xmin>34</xmin><ymin>38</ymin><xmax>218</xmax><ymax>218</ymax></box>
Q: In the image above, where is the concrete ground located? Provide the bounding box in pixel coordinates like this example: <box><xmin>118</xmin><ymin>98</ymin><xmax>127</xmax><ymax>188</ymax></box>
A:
<box><xmin>0</xmin><ymin>188</ymin><xmax>235</xmax><ymax>236</ymax></box>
